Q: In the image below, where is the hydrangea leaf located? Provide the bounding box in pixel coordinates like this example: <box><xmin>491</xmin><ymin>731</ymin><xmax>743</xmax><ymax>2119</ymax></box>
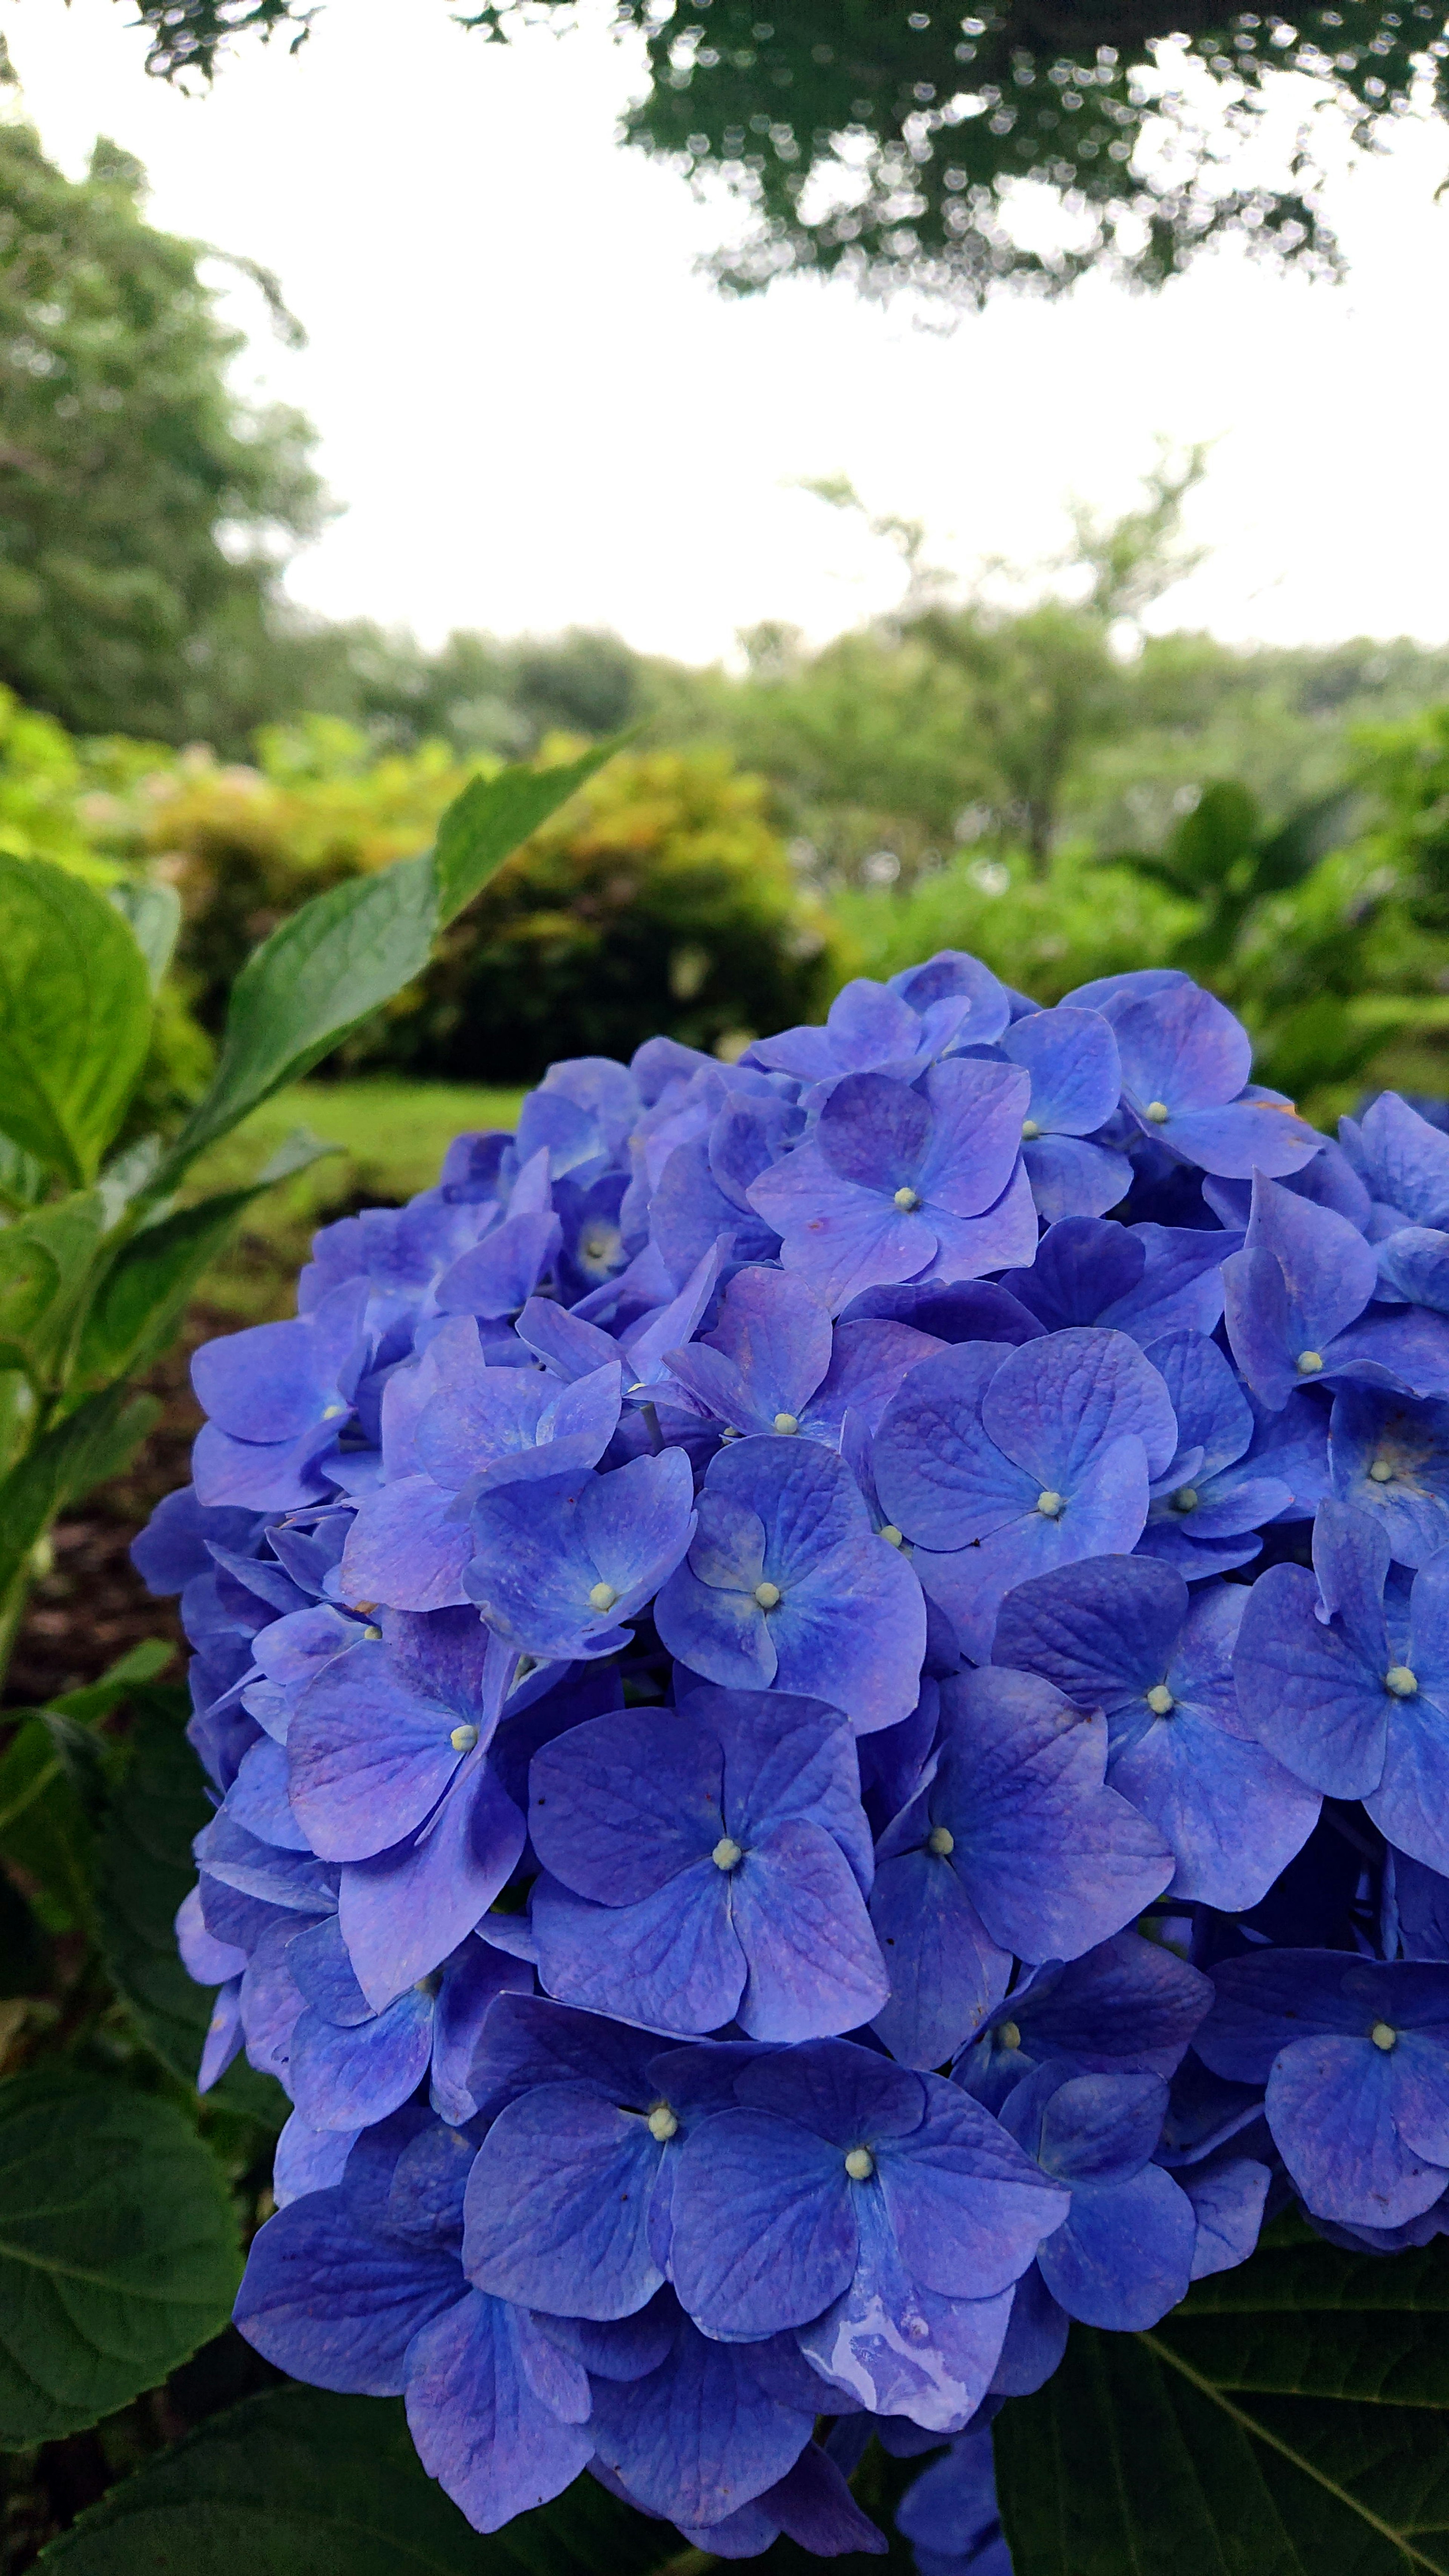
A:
<box><xmin>96</xmin><ymin>1687</ymin><xmax>286</xmax><ymax>2121</ymax></box>
<box><xmin>0</xmin><ymin>856</ymin><xmax>154</xmax><ymax>1187</ymax></box>
<box><xmin>0</xmin><ymin>1712</ymin><xmax>102</xmax><ymax>1928</ymax></box>
<box><xmin>994</xmin><ymin>2227</ymin><xmax>1449</xmax><ymax>2575</ymax></box>
<box><xmin>0</xmin><ymin>1388</ymin><xmax>160</xmax><ymax>1607</ymax></box>
<box><xmin>0</xmin><ymin>2071</ymin><xmax>238</xmax><ymax>2445</ymax></box>
<box><xmin>37</xmin><ymin>2387</ymin><xmax>680</xmax><ymax>2575</ymax></box>
<box><xmin>77</xmin><ymin>1144</ymin><xmax>336</xmax><ymax>1385</ymax></box>
<box><xmin>157</xmin><ymin>740</ymin><xmax>620</xmax><ymax>1185</ymax></box>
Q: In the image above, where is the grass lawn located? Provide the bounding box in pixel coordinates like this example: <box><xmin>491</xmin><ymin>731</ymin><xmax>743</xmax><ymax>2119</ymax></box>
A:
<box><xmin>189</xmin><ymin>1077</ymin><xmax>525</xmax><ymax>1326</ymax></box>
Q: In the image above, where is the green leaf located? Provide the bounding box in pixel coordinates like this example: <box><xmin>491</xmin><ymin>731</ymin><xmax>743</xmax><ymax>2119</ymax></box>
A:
<box><xmin>0</xmin><ymin>1191</ymin><xmax>108</xmax><ymax>1382</ymax></box>
<box><xmin>38</xmin><ymin>2388</ymin><xmax>679</xmax><ymax>2573</ymax></box>
<box><xmin>1255</xmin><ymin>789</ymin><xmax>1360</xmax><ymax>896</ymax></box>
<box><xmin>1166</xmin><ymin>780</ymin><xmax>1260</xmax><ymax>891</ymax></box>
<box><xmin>77</xmin><ymin>1189</ymin><xmax>271</xmax><ymax>1384</ymax></box>
<box><xmin>0</xmin><ymin>2069</ymin><xmax>239</xmax><ymax>2447</ymax></box>
<box><xmin>432</xmin><ymin>738</ymin><xmax>618</xmax><ymax>924</ymax></box>
<box><xmin>0</xmin><ymin>1387</ymin><xmax>161</xmax><ymax>1602</ymax></box>
<box><xmin>0</xmin><ymin>1712</ymin><xmax>103</xmax><ymax>1925</ymax></box>
<box><xmin>49</xmin><ymin>1636</ymin><xmax>175</xmax><ymax>1724</ymax></box>
<box><xmin>0</xmin><ymin>857</ymin><xmax>154</xmax><ymax>1186</ymax></box>
<box><xmin>80</xmin><ymin>1131</ymin><xmax>338</xmax><ymax>1385</ymax></box>
<box><xmin>156</xmin><ymin>743</ymin><xmax>620</xmax><ymax>1187</ymax></box>
<box><xmin>108</xmin><ymin>881</ymin><xmax>183</xmax><ymax>991</ymax></box>
<box><xmin>0</xmin><ymin>1225</ymin><xmax>61</xmax><ymax>1356</ymax></box>
<box><xmin>0</xmin><ymin>1867</ymin><xmax>52</xmax><ymax>1998</ymax></box>
<box><xmin>0</xmin><ymin>1132</ymin><xmax>50</xmax><ymax>1214</ymax></box>
<box><xmin>994</xmin><ymin>2232</ymin><xmax>1449</xmax><ymax>2576</ymax></box>
<box><xmin>96</xmin><ymin>1688</ymin><xmax>283</xmax><ymax>2121</ymax></box>
<box><xmin>160</xmin><ymin>851</ymin><xmax>439</xmax><ymax>1178</ymax></box>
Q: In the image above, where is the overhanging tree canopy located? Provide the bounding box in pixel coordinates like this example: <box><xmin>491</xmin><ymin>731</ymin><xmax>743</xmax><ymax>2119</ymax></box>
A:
<box><xmin>111</xmin><ymin>0</ymin><xmax>1449</xmax><ymax>298</ymax></box>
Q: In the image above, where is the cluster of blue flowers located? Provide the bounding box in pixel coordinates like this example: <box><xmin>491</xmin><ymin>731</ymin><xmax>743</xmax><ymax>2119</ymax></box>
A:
<box><xmin>137</xmin><ymin>954</ymin><xmax>1449</xmax><ymax>2564</ymax></box>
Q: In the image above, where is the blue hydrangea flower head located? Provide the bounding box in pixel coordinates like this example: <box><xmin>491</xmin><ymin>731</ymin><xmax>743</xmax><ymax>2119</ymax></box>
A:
<box><xmin>134</xmin><ymin>954</ymin><xmax>1449</xmax><ymax>2554</ymax></box>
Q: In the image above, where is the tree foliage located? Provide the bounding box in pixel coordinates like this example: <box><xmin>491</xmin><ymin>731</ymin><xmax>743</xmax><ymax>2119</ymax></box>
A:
<box><xmin>105</xmin><ymin>0</ymin><xmax>1449</xmax><ymax>301</ymax></box>
<box><xmin>0</xmin><ymin>120</ymin><xmax>323</xmax><ymax>741</ymax></box>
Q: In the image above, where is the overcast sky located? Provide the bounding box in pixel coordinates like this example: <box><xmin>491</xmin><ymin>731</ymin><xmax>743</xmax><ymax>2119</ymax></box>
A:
<box><xmin>6</xmin><ymin>0</ymin><xmax>1449</xmax><ymax>662</ymax></box>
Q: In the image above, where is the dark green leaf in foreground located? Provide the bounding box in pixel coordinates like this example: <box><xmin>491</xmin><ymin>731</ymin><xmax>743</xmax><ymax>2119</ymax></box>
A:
<box><xmin>431</xmin><ymin>738</ymin><xmax>619</xmax><ymax>925</ymax></box>
<box><xmin>0</xmin><ymin>1867</ymin><xmax>52</xmax><ymax>1998</ymax></box>
<box><xmin>159</xmin><ymin>741</ymin><xmax>619</xmax><ymax>1181</ymax></box>
<box><xmin>107</xmin><ymin>880</ymin><xmax>183</xmax><ymax>991</ymax></box>
<box><xmin>97</xmin><ymin>1689</ymin><xmax>285</xmax><ymax>2121</ymax></box>
<box><xmin>39</xmin><ymin>2386</ymin><xmax>681</xmax><ymax>2574</ymax></box>
<box><xmin>77</xmin><ymin>1127</ymin><xmax>335</xmax><ymax>1385</ymax></box>
<box><xmin>0</xmin><ymin>1712</ymin><xmax>105</xmax><ymax>1925</ymax></box>
<box><xmin>994</xmin><ymin>2229</ymin><xmax>1449</xmax><ymax>2576</ymax></box>
<box><xmin>0</xmin><ymin>1388</ymin><xmax>161</xmax><ymax>1605</ymax></box>
<box><xmin>0</xmin><ymin>2071</ymin><xmax>239</xmax><ymax>2446</ymax></box>
<box><xmin>0</xmin><ymin>857</ymin><xmax>154</xmax><ymax>1186</ymax></box>
<box><xmin>47</xmin><ymin>1636</ymin><xmax>175</xmax><ymax>1727</ymax></box>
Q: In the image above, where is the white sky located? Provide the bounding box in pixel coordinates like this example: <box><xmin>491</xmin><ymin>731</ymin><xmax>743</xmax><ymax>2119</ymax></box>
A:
<box><xmin>6</xmin><ymin>0</ymin><xmax>1449</xmax><ymax>662</ymax></box>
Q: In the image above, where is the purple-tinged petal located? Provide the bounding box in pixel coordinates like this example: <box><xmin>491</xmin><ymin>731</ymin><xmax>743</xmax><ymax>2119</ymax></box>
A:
<box><xmin>235</xmin><ymin>2189</ymin><xmax>463</xmax><ymax>2394</ymax></box>
<box><xmin>531</xmin><ymin>1866</ymin><xmax>744</xmax><ymax>2035</ymax></box>
<box><xmin>912</xmin><ymin>1433</ymin><xmax>1151</xmax><ymax>1664</ymax></box>
<box><xmin>587</xmin><ymin>2309</ymin><xmax>814</xmax><ymax>2528</ymax></box>
<box><xmin>338</xmin><ymin>1475</ymin><xmax>474</xmax><ymax>1613</ymax></box>
<box><xmin>982</xmin><ymin>1328</ymin><xmax>1178</xmax><ymax>1486</ymax></box>
<box><xmin>1232</xmin><ymin>1560</ymin><xmax>1388</xmax><ymax>1801</ymax></box>
<box><xmin>669</xmin><ymin>2109</ymin><xmax>855</xmax><ymax>2339</ymax></box>
<box><xmin>921</xmin><ymin>1162</ymin><xmax>1039</xmax><ymax>1282</ymax></box>
<box><xmin>869</xmin><ymin>1853</ymin><xmax>1014</xmax><ymax>2073</ymax></box>
<box><xmin>1267</xmin><ymin>2037</ymin><xmax>1449</xmax><ymax>2228</ymax></box>
<box><xmin>1166</xmin><ymin>1101</ymin><xmax>1323</xmax><ymax>1179</ymax></box>
<box><xmin>731</xmin><ymin>1820</ymin><xmax>889</xmax><ymax>2040</ymax></box>
<box><xmin>933</xmin><ymin>1667</ymin><xmax>1174</xmax><ymax>1961</ymax></box>
<box><xmin>800</xmin><ymin>2192</ymin><xmax>1012</xmax><ymax>2432</ymax></box>
<box><xmin>289</xmin><ymin>1635</ymin><xmax>472</xmax><ymax>1862</ymax></box>
<box><xmin>1378</xmin><ymin>1226</ymin><xmax>1449</xmax><ymax>1313</ymax></box>
<box><xmin>463</xmin><ymin>2083</ymin><xmax>668</xmax><ymax>2318</ymax></box>
<box><xmin>1023</xmin><ymin>1134</ymin><xmax>1132</xmax><ymax>1224</ymax></box>
<box><xmin>273</xmin><ymin>2111</ymin><xmax>359</xmax><ymax>2207</ymax></box>
<box><xmin>1357</xmin><ymin>1093</ymin><xmax>1449</xmax><ymax>1230</ymax></box>
<box><xmin>881</xmin><ymin>2076</ymin><xmax>1071</xmax><ymax>2299</ymax></box>
<box><xmin>1182</xmin><ymin>2155</ymin><xmax>1271</xmax><ymax>2279</ymax></box>
<box><xmin>404</xmin><ymin>2292</ymin><xmax>593</xmax><ymax>2533</ymax></box>
<box><xmin>1109</xmin><ymin>981</ymin><xmax>1251</xmax><ymax>1111</ymax></box>
<box><xmin>1329</xmin><ymin>1386</ymin><xmax>1449</xmax><ymax>1565</ymax></box>
<box><xmin>340</xmin><ymin>1758</ymin><xmax>526</xmax><ymax>2010</ymax></box>
<box><xmin>1365</xmin><ymin>1684</ymin><xmax>1449</xmax><ymax>1878</ymax></box>
<box><xmin>1108</xmin><ymin>1696</ymin><xmax>1320</xmax><ymax>1912</ymax></box>
<box><xmin>429</xmin><ymin>1937</ymin><xmax>533</xmax><ymax>2125</ymax></box>
<box><xmin>289</xmin><ymin>1986</ymin><xmax>434</xmax><ymax>2132</ymax></box>
<box><xmin>749</xmin><ymin>1142</ymin><xmax>937</xmax><ymax>1313</ymax></box>
<box><xmin>175</xmin><ymin>1883</ymin><xmax>246</xmax><ymax>1986</ymax></box>
<box><xmin>197</xmin><ymin>1980</ymin><xmax>243</xmax><ymax>2090</ymax></box>
<box><xmin>1003</xmin><ymin>1007</ymin><xmax>1121</xmax><ymax>1137</ymax></box>
<box><xmin>914</xmin><ymin>1060</ymin><xmax>1032</xmax><ymax>1218</ymax></box>
<box><xmin>1037</xmin><ymin>2161</ymin><xmax>1195</xmax><ymax>2329</ymax></box>
<box><xmin>529</xmin><ymin>1706</ymin><xmax>724</xmax><ymax>1905</ymax></box>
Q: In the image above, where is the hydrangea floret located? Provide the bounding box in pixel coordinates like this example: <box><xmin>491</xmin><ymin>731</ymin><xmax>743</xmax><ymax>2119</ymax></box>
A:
<box><xmin>135</xmin><ymin>949</ymin><xmax>1449</xmax><ymax>2562</ymax></box>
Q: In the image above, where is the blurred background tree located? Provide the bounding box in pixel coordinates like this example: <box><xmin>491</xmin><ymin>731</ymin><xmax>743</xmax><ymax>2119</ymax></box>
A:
<box><xmin>88</xmin><ymin>0</ymin><xmax>1449</xmax><ymax>305</ymax></box>
<box><xmin>0</xmin><ymin>115</ymin><xmax>326</xmax><ymax>743</ymax></box>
